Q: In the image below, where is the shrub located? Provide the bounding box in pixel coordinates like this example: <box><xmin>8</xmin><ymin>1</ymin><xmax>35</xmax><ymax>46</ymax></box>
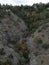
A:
<box><xmin>42</xmin><ymin>24</ymin><xmax>49</xmax><ymax>30</ymax></box>
<box><xmin>0</xmin><ymin>48</ymin><xmax>5</xmax><ymax>55</ymax></box>
<box><xmin>19</xmin><ymin>57</ymin><xmax>30</xmax><ymax>65</ymax></box>
<box><xmin>4</xmin><ymin>60</ymin><xmax>12</xmax><ymax>65</ymax></box>
<box><xmin>0</xmin><ymin>20</ymin><xmax>2</xmax><ymax>23</ymax></box>
<box><xmin>41</xmin><ymin>60</ymin><xmax>44</xmax><ymax>64</ymax></box>
<box><xmin>38</xmin><ymin>29</ymin><xmax>42</xmax><ymax>32</ymax></box>
<box><xmin>18</xmin><ymin>43</ymin><xmax>27</xmax><ymax>52</ymax></box>
<box><xmin>0</xmin><ymin>60</ymin><xmax>11</xmax><ymax>65</ymax></box>
<box><xmin>32</xmin><ymin>29</ymin><xmax>36</xmax><ymax>33</ymax></box>
<box><xmin>8</xmin><ymin>54</ymin><xmax>13</xmax><ymax>59</ymax></box>
<box><xmin>42</xmin><ymin>34</ymin><xmax>45</xmax><ymax>37</ymax></box>
<box><xmin>14</xmin><ymin>41</ymin><xmax>30</xmax><ymax>65</ymax></box>
<box><xmin>17</xmin><ymin>42</ymin><xmax>30</xmax><ymax>64</ymax></box>
<box><xmin>23</xmin><ymin>50</ymin><xmax>29</xmax><ymax>59</ymax></box>
<box><xmin>42</xmin><ymin>44</ymin><xmax>49</xmax><ymax>49</ymax></box>
<box><xmin>34</xmin><ymin>37</ymin><xmax>42</xmax><ymax>44</ymax></box>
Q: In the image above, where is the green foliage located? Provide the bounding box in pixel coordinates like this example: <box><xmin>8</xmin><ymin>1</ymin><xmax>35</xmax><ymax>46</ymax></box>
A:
<box><xmin>14</xmin><ymin>42</ymin><xmax>30</xmax><ymax>64</ymax></box>
<box><xmin>19</xmin><ymin>57</ymin><xmax>30</xmax><ymax>65</ymax></box>
<box><xmin>42</xmin><ymin>44</ymin><xmax>49</xmax><ymax>49</ymax></box>
<box><xmin>32</xmin><ymin>29</ymin><xmax>36</xmax><ymax>33</ymax></box>
<box><xmin>0</xmin><ymin>60</ymin><xmax>11</xmax><ymax>65</ymax></box>
<box><xmin>34</xmin><ymin>37</ymin><xmax>42</xmax><ymax>44</ymax></box>
<box><xmin>42</xmin><ymin>24</ymin><xmax>49</xmax><ymax>29</ymax></box>
<box><xmin>0</xmin><ymin>3</ymin><xmax>49</xmax><ymax>65</ymax></box>
<box><xmin>38</xmin><ymin>29</ymin><xmax>42</xmax><ymax>32</ymax></box>
<box><xmin>0</xmin><ymin>3</ymin><xmax>49</xmax><ymax>32</ymax></box>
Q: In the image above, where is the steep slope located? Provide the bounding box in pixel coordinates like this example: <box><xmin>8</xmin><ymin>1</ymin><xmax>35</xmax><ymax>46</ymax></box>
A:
<box><xmin>26</xmin><ymin>22</ymin><xmax>49</xmax><ymax>65</ymax></box>
<box><xmin>0</xmin><ymin>10</ymin><xmax>29</xmax><ymax>65</ymax></box>
<box><xmin>0</xmin><ymin>10</ymin><xmax>49</xmax><ymax>65</ymax></box>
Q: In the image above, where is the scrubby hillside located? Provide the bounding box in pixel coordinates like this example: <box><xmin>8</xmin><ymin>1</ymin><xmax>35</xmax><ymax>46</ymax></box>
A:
<box><xmin>0</xmin><ymin>10</ymin><xmax>30</xmax><ymax>65</ymax></box>
<box><xmin>27</xmin><ymin>22</ymin><xmax>49</xmax><ymax>65</ymax></box>
<box><xmin>0</xmin><ymin>3</ymin><xmax>49</xmax><ymax>65</ymax></box>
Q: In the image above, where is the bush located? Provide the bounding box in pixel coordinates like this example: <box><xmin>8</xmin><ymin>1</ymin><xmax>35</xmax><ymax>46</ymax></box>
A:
<box><xmin>0</xmin><ymin>60</ymin><xmax>11</xmax><ymax>65</ymax></box>
<box><xmin>18</xmin><ymin>43</ymin><xmax>27</xmax><ymax>52</ymax></box>
<box><xmin>32</xmin><ymin>29</ymin><xmax>36</xmax><ymax>33</ymax></box>
<box><xmin>42</xmin><ymin>24</ymin><xmax>49</xmax><ymax>30</ymax></box>
<box><xmin>38</xmin><ymin>29</ymin><xmax>42</xmax><ymax>32</ymax></box>
<box><xmin>19</xmin><ymin>57</ymin><xmax>30</xmax><ymax>65</ymax></box>
<box><xmin>0</xmin><ymin>48</ymin><xmax>5</xmax><ymax>55</ymax></box>
<box><xmin>17</xmin><ymin>42</ymin><xmax>30</xmax><ymax>64</ymax></box>
<box><xmin>34</xmin><ymin>37</ymin><xmax>42</xmax><ymax>44</ymax></box>
<box><xmin>42</xmin><ymin>34</ymin><xmax>45</xmax><ymax>37</ymax></box>
<box><xmin>42</xmin><ymin>44</ymin><xmax>49</xmax><ymax>49</ymax></box>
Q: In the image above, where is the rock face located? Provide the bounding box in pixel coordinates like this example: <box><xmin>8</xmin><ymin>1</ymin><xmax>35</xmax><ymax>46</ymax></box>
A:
<box><xmin>0</xmin><ymin>10</ymin><xmax>28</xmax><ymax>65</ymax></box>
